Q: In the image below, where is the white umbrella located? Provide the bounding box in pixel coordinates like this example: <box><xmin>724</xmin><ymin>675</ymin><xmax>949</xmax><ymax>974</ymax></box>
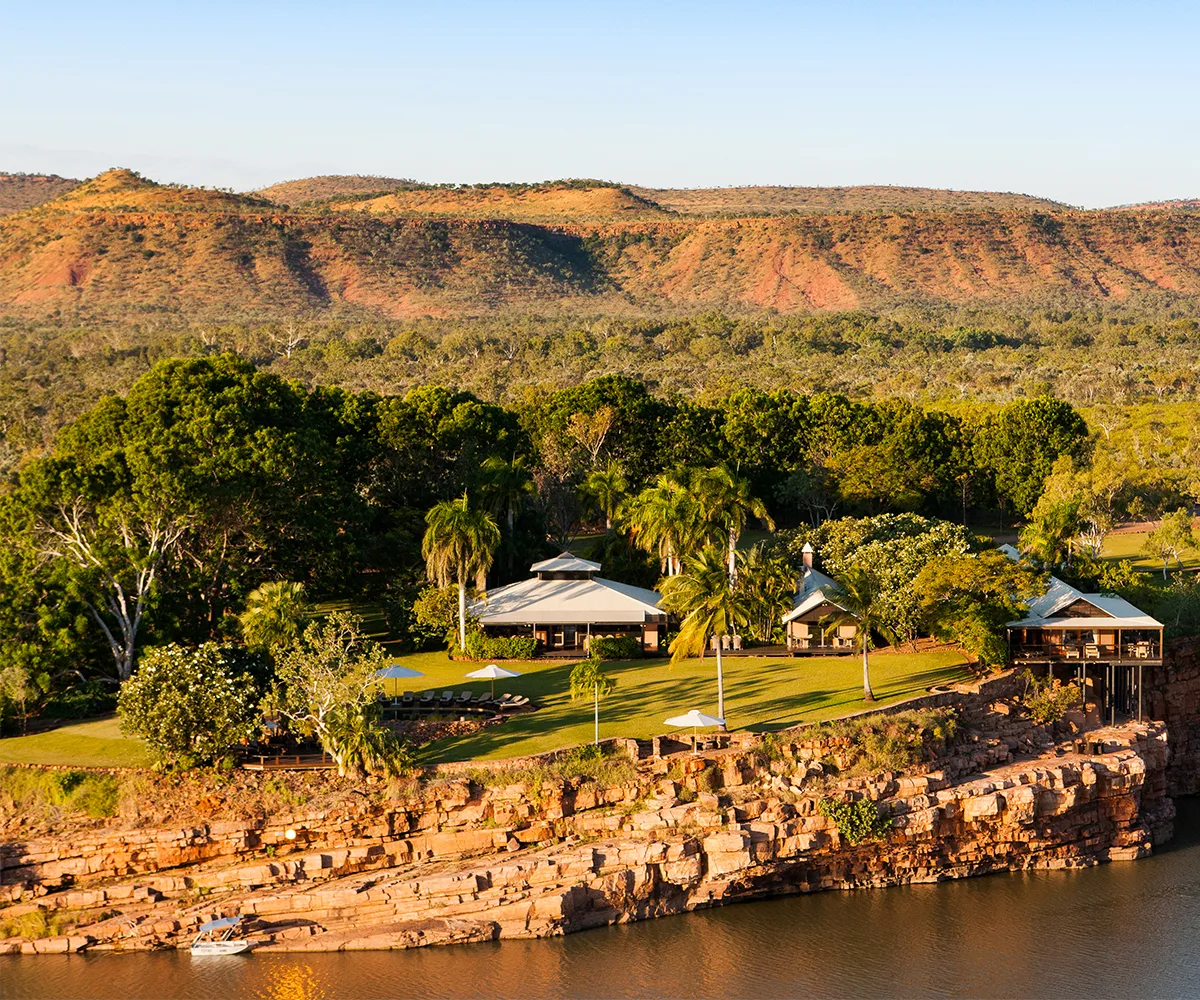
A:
<box><xmin>375</xmin><ymin>663</ymin><xmax>424</xmax><ymax>699</ymax></box>
<box><xmin>465</xmin><ymin>663</ymin><xmax>522</xmax><ymax>699</ymax></box>
<box><xmin>665</xmin><ymin>709</ymin><xmax>726</xmax><ymax>754</ymax></box>
<box><xmin>376</xmin><ymin>665</ymin><xmax>425</xmax><ymax>679</ymax></box>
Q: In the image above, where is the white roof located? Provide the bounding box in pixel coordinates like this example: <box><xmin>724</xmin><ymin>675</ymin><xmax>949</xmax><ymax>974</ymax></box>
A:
<box><xmin>999</xmin><ymin>545</ymin><xmax>1162</xmax><ymax>629</ymax></box>
<box><xmin>474</xmin><ymin>576</ymin><xmax>663</xmax><ymax>625</ymax></box>
<box><xmin>529</xmin><ymin>553</ymin><xmax>601</xmax><ymax>574</ymax></box>
<box><xmin>781</xmin><ymin>566</ymin><xmax>849</xmax><ymax>624</ymax></box>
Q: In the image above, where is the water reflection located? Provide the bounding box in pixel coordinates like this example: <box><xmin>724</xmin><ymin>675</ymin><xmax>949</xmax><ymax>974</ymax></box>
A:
<box><xmin>6</xmin><ymin>800</ymin><xmax>1200</xmax><ymax>999</ymax></box>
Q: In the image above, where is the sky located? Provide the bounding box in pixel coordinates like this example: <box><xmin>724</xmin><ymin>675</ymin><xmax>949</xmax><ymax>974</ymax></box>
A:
<box><xmin>1</xmin><ymin>0</ymin><xmax>1197</xmax><ymax>207</ymax></box>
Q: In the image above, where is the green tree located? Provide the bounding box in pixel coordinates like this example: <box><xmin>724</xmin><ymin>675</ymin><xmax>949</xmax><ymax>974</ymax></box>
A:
<box><xmin>823</xmin><ymin>567</ymin><xmax>897</xmax><ymax>703</ymax></box>
<box><xmin>624</xmin><ymin>471</ymin><xmax>703</xmax><ymax>576</ymax></box>
<box><xmin>659</xmin><ymin>546</ymin><xmax>750</xmax><ymax>725</ymax></box>
<box><xmin>570</xmin><ymin>659</ymin><xmax>616</xmax><ymax>745</ymax></box>
<box><xmin>692</xmin><ymin>466</ymin><xmax>775</xmax><ymax>581</ymax></box>
<box><xmin>238</xmin><ymin>581</ymin><xmax>311</xmax><ymax>655</ymax></box>
<box><xmin>1145</xmin><ymin>509</ymin><xmax>1197</xmax><ymax>578</ymax></box>
<box><xmin>737</xmin><ymin>543</ymin><xmax>795</xmax><ymax>642</ymax></box>
<box><xmin>117</xmin><ymin>643</ymin><xmax>264</xmax><ymax>767</ymax></box>
<box><xmin>478</xmin><ymin>454</ymin><xmax>535</xmax><ymax>536</ymax></box>
<box><xmin>583</xmin><ymin>461</ymin><xmax>628</xmax><ymax>530</ymax></box>
<box><xmin>914</xmin><ymin>550</ymin><xmax>1045</xmax><ymax>666</ymax></box>
<box><xmin>422</xmin><ymin>494</ymin><xmax>501</xmax><ymax>650</ymax></box>
<box><xmin>267</xmin><ymin>612</ymin><xmax>401</xmax><ymax>777</ymax></box>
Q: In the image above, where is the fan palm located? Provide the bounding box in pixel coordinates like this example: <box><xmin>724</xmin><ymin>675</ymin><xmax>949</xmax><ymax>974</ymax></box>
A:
<box><xmin>658</xmin><ymin>546</ymin><xmax>750</xmax><ymax>725</ymax></box>
<box><xmin>238</xmin><ymin>581</ymin><xmax>311</xmax><ymax>655</ymax></box>
<box><xmin>422</xmin><ymin>494</ymin><xmax>501</xmax><ymax>650</ymax></box>
<box><xmin>570</xmin><ymin>659</ymin><xmax>617</xmax><ymax>745</ymax></box>
<box><xmin>822</xmin><ymin>567</ymin><xmax>896</xmax><ymax>703</ymax></box>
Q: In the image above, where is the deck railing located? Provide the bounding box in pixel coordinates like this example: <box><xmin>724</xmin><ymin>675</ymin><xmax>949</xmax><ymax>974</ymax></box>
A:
<box><xmin>1011</xmin><ymin>641</ymin><xmax>1160</xmax><ymax>661</ymax></box>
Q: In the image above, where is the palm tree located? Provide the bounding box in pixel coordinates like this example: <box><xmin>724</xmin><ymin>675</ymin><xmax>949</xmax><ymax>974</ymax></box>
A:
<box><xmin>1020</xmin><ymin>499</ymin><xmax>1081</xmax><ymax>571</ymax></box>
<box><xmin>570</xmin><ymin>659</ymin><xmax>616</xmax><ymax>745</ymax></box>
<box><xmin>823</xmin><ymin>567</ymin><xmax>896</xmax><ymax>703</ymax></box>
<box><xmin>422</xmin><ymin>494</ymin><xmax>501</xmax><ymax>650</ymax></box>
<box><xmin>737</xmin><ymin>544</ymin><xmax>795</xmax><ymax>642</ymax></box>
<box><xmin>583</xmin><ymin>461</ymin><xmax>628</xmax><ymax>530</ymax></box>
<box><xmin>478</xmin><ymin>455</ymin><xmax>534</xmax><ymax>536</ymax></box>
<box><xmin>238</xmin><ymin>581</ymin><xmax>311</xmax><ymax>655</ymax></box>
<box><xmin>658</xmin><ymin>546</ymin><xmax>749</xmax><ymax>726</ymax></box>
<box><xmin>624</xmin><ymin>471</ymin><xmax>702</xmax><ymax>576</ymax></box>
<box><xmin>692</xmin><ymin>466</ymin><xmax>775</xmax><ymax>582</ymax></box>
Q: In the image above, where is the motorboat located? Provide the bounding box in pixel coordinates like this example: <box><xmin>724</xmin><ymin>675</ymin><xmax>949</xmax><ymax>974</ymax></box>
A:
<box><xmin>190</xmin><ymin>915</ymin><xmax>250</xmax><ymax>956</ymax></box>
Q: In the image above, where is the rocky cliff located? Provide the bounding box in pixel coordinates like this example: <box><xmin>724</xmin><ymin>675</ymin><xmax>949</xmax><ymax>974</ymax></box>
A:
<box><xmin>0</xmin><ymin>687</ymin><xmax>1173</xmax><ymax>956</ymax></box>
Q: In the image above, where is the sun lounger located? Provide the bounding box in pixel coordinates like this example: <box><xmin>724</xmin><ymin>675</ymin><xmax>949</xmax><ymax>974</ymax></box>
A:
<box><xmin>401</xmin><ymin>691</ymin><xmax>415</xmax><ymax>706</ymax></box>
<box><xmin>456</xmin><ymin>690</ymin><xmax>473</xmax><ymax>705</ymax></box>
<box><xmin>472</xmin><ymin>692</ymin><xmax>493</xmax><ymax>706</ymax></box>
<box><xmin>420</xmin><ymin>690</ymin><xmax>434</xmax><ymax>705</ymax></box>
<box><xmin>439</xmin><ymin>690</ymin><xmax>454</xmax><ymax>707</ymax></box>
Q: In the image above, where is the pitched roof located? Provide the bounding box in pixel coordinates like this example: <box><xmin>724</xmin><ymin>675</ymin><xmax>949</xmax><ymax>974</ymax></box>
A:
<box><xmin>529</xmin><ymin>553</ymin><xmax>601</xmax><ymax>574</ymax></box>
<box><xmin>782</xmin><ymin>565</ymin><xmax>850</xmax><ymax>623</ymax></box>
<box><xmin>999</xmin><ymin>544</ymin><xmax>1162</xmax><ymax>628</ymax></box>
<box><xmin>474</xmin><ymin>576</ymin><xmax>663</xmax><ymax>625</ymax></box>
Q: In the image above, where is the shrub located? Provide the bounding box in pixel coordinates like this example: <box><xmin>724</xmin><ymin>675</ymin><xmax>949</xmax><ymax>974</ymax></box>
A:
<box><xmin>41</xmin><ymin>680</ymin><xmax>117</xmax><ymax>720</ymax></box>
<box><xmin>0</xmin><ymin>767</ymin><xmax>122</xmax><ymax>820</ymax></box>
<box><xmin>819</xmin><ymin>797</ymin><xmax>892</xmax><ymax>844</ymax></box>
<box><xmin>1022</xmin><ymin>670</ymin><xmax>1080</xmax><ymax>724</ymax></box>
<box><xmin>589</xmin><ymin>636</ymin><xmax>640</xmax><ymax>660</ymax></box>
<box><xmin>118</xmin><ymin>643</ymin><xmax>265</xmax><ymax>768</ymax></box>
<box><xmin>459</xmin><ymin>630</ymin><xmax>538</xmax><ymax>660</ymax></box>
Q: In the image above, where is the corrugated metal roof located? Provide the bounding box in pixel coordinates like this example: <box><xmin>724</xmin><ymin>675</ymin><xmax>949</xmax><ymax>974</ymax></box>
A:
<box><xmin>475</xmin><ymin>576</ymin><xmax>663</xmax><ymax>625</ymax></box>
<box><xmin>781</xmin><ymin>566</ymin><xmax>849</xmax><ymax>623</ymax></box>
<box><xmin>1000</xmin><ymin>544</ymin><xmax>1162</xmax><ymax>628</ymax></box>
<box><xmin>528</xmin><ymin>553</ymin><xmax>601</xmax><ymax>573</ymax></box>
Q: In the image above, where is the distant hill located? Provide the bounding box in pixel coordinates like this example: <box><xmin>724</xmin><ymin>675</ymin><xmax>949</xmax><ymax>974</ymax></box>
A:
<box><xmin>1112</xmin><ymin>198</ymin><xmax>1200</xmax><ymax>212</ymax></box>
<box><xmin>4</xmin><ymin>167</ymin><xmax>1200</xmax><ymax>320</ymax></box>
<box><xmin>255</xmin><ymin>175</ymin><xmax>420</xmax><ymax>205</ymax></box>
<box><xmin>630</xmin><ymin>185</ymin><xmax>1070</xmax><ymax>216</ymax></box>
<box><xmin>330</xmin><ymin>183</ymin><xmax>668</xmax><ymax>222</ymax></box>
<box><xmin>0</xmin><ymin>173</ymin><xmax>81</xmax><ymax>215</ymax></box>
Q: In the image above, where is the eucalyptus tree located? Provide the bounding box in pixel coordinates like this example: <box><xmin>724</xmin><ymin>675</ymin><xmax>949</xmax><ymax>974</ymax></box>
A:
<box><xmin>422</xmin><ymin>494</ymin><xmax>501</xmax><ymax>649</ymax></box>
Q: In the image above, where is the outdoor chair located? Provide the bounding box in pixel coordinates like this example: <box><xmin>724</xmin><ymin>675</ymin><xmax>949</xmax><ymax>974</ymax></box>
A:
<box><xmin>472</xmin><ymin>692</ymin><xmax>492</xmax><ymax>706</ymax></box>
<box><xmin>1065</xmin><ymin>648</ymin><xmax>1081</xmax><ymax>660</ymax></box>
<box><xmin>495</xmin><ymin>693</ymin><xmax>515</xmax><ymax>708</ymax></box>
<box><xmin>456</xmin><ymin>690</ymin><xmax>473</xmax><ymax>705</ymax></box>
<box><xmin>439</xmin><ymin>690</ymin><xmax>454</xmax><ymax>707</ymax></box>
<box><xmin>1084</xmin><ymin>644</ymin><xmax>1100</xmax><ymax>659</ymax></box>
<box><xmin>508</xmin><ymin>695</ymin><xmax>529</xmax><ymax>708</ymax></box>
<box><xmin>401</xmin><ymin>691</ymin><xmax>415</xmax><ymax>706</ymax></box>
<box><xmin>420</xmin><ymin>690</ymin><xmax>434</xmax><ymax>705</ymax></box>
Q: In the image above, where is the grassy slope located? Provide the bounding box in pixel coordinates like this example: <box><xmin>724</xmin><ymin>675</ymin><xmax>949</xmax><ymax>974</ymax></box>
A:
<box><xmin>1101</xmin><ymin>530</ymin><xmax>1200</xmax><ymax>572</ymax></box>
<box><xmin>0</xmin><ymin>716</ymin><xmax>151</xmax><ymax>768</ymax></box>
<box><xmin>403</xmin><ymin>647</ymin><xmax>971</xmax><ymax>763</ymax></box>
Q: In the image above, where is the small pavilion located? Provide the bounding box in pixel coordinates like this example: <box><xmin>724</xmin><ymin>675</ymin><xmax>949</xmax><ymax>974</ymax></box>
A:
<box><xmin>474</xmin><ymin>553</ymin><xmax>669</xmax><ymax>655</ymax></box>
<box><xmin>782</xmin><ymin>543</ymin><xmax>859</xmax><ymax>654</ymax></box>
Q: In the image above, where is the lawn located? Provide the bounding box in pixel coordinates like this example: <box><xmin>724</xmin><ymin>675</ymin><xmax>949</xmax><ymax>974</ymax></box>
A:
<box><xmin>0</xmin><ymin>648</ymin><xmax>971</xmax><ymax>769</ymax></box>
<box><xmin>0</xmin><ymin>716</ymin><xmax>152</xmax><ymax>768</ymax></box>
<box><xmin>401</xmin><ymin>647</ymin><xmax>973</xmax><ymax>763</ymax></box>
<box><xmin>1100</xmin><ymin>530</ymin><xmax>1200</xmax><ymax>572</ymax></box>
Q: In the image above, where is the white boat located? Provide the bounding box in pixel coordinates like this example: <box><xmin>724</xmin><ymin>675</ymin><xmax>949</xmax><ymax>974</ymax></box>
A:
<box><xmin>191</xmin><ymin>915</ymin><xmax>251</xmax><ymax>956</ymax></box>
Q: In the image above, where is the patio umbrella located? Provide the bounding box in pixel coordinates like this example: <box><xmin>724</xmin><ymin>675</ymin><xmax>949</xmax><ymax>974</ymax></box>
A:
<box><xmin>375</xmin><ymin>663</ymin><xmax>424</xmax><ymax>698</ymax></box>
<box><xmin>665</xmin><ymin>709</ymin><xmax>726</xmax><ymax>754</ymax></box>
<box><xmin>465</xmin><ymin>663</ymin><xmax>522</xmax><ymax>699</ymax></box>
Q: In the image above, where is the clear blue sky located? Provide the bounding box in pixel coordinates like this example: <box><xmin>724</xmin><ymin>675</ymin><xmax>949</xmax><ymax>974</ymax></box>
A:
<box><xmin>2</xmin><ymin>0</ymin><xmax>1197</xmax><ymax>206</ymax></box>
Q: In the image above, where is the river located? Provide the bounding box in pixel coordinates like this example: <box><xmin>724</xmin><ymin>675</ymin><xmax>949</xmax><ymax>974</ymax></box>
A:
<box><xmin>6</xmin><ymin>799</ymin><xmax>1200</xmax><ymax>1000</ymax></box>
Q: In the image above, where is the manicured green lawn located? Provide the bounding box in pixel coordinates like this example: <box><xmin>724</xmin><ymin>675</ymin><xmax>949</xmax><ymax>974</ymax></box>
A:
<box><xmin>0</xmin><ymin>716</ymin><xmax>152</xmax><ymax>768</ymax></box>
<box><xmin>1100</xmin><ymin>530</ymin><xmax>1200</xmax><ymax>572</ymax></box>
<box><xmin>404</xmin><ymin>647</ymin><xmax>972</xmax><ymax>763</ymax></box>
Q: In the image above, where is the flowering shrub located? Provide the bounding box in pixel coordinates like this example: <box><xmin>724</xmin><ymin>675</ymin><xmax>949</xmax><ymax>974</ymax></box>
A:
<box><xmin>118</xmin><ymin>643</ymin><xmax>265</xmax><ymax>768</ymax></box>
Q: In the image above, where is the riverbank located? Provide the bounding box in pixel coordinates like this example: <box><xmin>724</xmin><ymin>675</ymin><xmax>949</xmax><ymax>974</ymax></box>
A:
<box><xmin>0</xmin><ymin>674</ymin><xmax>1175</xmax><ymax>955</ymax></box>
